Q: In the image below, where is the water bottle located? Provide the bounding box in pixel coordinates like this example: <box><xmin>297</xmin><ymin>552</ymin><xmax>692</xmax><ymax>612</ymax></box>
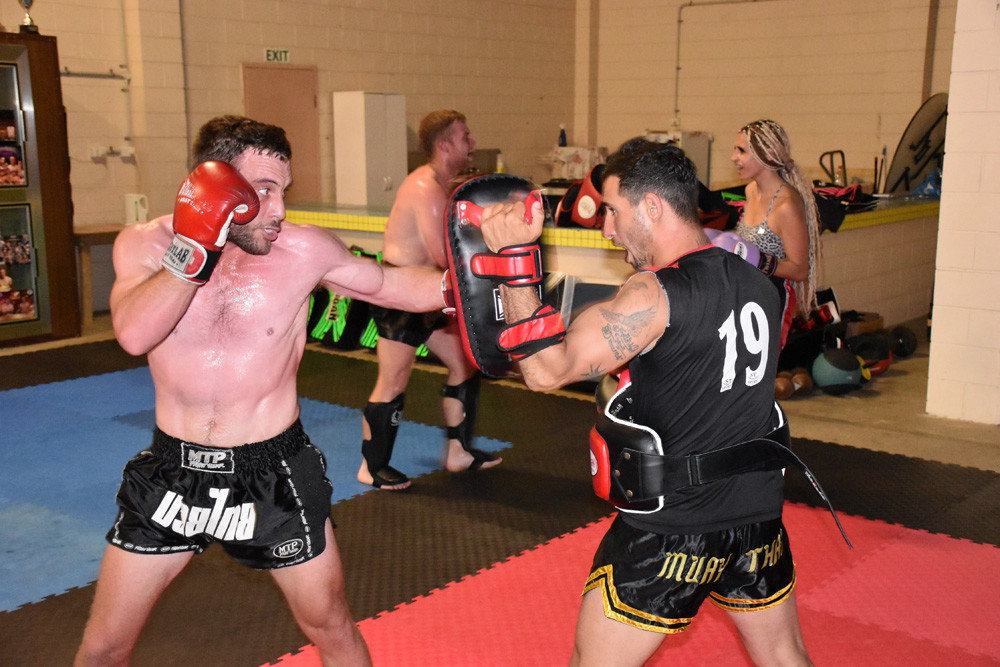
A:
<box><xmin>558</xmin><ymin>124</ymin><xmax>567</xmax><ymax>147</ymax></box>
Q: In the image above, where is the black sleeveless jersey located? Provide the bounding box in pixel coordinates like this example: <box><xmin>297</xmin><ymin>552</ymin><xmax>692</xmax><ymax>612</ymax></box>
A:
<box><xmin>622</xmin><ymin>246</ymin><xmax>785</xmax><ymax>535</ymax></box>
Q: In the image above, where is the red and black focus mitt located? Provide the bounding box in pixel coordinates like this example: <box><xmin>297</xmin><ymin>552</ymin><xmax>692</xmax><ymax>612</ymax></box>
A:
<box><xmin>445</xmin><ymin>173</ymin><xmax>565</xmax><ymax>378</ymax></box>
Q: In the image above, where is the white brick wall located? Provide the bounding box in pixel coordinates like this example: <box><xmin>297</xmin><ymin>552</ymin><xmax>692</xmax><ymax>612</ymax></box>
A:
<box><xmin>3</xmin><ymin>0</ymin><xmax>958</xmax><ymax>220</ymax></box>
<box><xmin>593</xmin><ymin>0</ymin><xmax>958</xmax><ymax>189</ymax></box>
<box><xmin>7</xmin><ymin>0</ymin><xmax>995</xmax><ymax>425</ymax></box>
<box><xmin>818</xmin><ymin>213</ymin><xmax>938</xmax><ymax>327</ymax></box>
<box><xmin>1</xmin><ymin>0</ymin><xmax>575</xmax><ymax>226</ymax></box>
<box><xmin>926</xmin><ymin>0</ymin><xmax>1000</xmax><ymax>424</ymax></box>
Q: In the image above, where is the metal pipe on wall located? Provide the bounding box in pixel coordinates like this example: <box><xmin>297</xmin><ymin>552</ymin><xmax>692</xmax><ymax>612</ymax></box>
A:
<box><xmin>178</xmin><ymin>0</ymin><xmax>193</xmax><ymax>168</ymax></box>
<box><xmin>118</xmin><ymin>0</ymin><xmax>133</xmax><ymax>144</ymax></box>
<box><xmin>57</xmin><ymin>0</ymin><xmax>134</xmax><ymax>148</ymax></box>
<box><xmin>921</xmin><ymin>0</ymin><xmax>941</xmax><ymax>101</ymax></box>
<box><xmin>673</xmin><ymin>0</ymin><xmax>774</xmax><ymax>127</ymax></box>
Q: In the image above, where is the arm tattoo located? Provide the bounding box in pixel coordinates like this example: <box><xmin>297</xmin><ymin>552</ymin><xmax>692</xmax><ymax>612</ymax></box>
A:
<box><xmin>599</xmin><ymin>306</ymin><xmax>656</xmax><ymax>360</ymax></box>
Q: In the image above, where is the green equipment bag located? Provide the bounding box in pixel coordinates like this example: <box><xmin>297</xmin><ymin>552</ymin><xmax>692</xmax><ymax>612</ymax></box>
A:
<box><xmin>306</xmin><ymin>246</ymin><xmax>375</xmax><ymax>350</ymax></box>
<box><xmin>306</xmin><ymin>246</ymin><xmax>429</xmax><ymax>357</ymax></box>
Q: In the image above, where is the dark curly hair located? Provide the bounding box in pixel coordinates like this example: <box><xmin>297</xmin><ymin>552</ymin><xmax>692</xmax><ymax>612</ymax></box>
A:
<box><xmin>192</xmin><ymin>115</ymin><xmax>291</xmax><ymax>168</ymax></box>
<box><xmin>603</xmin><ymin>137</ymin><xmax>699</xmax><ymax>225</ymax></box>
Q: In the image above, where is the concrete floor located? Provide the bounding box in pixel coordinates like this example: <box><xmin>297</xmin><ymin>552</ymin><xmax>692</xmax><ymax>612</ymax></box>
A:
<box><xmin>778</xmin><ymin>334</ymin><xmax>1000</xmax><ymax>473</ymax></box>
<box><xmin>5</xmin><ymin>313</ymin><xmax>997</xmax><ymax>474</ymax></box>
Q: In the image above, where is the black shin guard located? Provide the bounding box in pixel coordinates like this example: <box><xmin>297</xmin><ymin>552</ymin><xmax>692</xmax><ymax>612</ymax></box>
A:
<box><xmin>362</xmin><ymin>393</ymin><xmax>405</xmax><ymax>474</ymax></box>
<box><xmin>442</xmin><ymin>375</ymin><xmax>496</xmax><ymax>470</ymax></box>
<box><xmin>442</xmin><ymin>375</ymin><xmax>481</xmax><ymax>450</ymax></box>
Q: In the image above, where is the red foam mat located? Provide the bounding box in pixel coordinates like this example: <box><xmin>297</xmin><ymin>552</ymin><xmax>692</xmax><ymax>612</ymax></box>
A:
<box><xmin>269</xmin><ymin>503</ymin><xmax>1000</xmax><ymax>666</ymax></box>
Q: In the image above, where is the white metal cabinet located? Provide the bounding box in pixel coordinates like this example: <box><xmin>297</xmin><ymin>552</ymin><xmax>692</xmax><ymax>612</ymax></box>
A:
<box><xmin>333</xmin><ymin>91</ymin><xmax>406</xmax><ymax>208</ymax></box>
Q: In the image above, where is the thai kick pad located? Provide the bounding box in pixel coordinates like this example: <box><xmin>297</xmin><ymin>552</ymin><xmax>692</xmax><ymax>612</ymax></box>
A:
<box><xmin>445</xmin><ymin>173</ymin><xmax>542</xmax><ymax>378</ymax></box>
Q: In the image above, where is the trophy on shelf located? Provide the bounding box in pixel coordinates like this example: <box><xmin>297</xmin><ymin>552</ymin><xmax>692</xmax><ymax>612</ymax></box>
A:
<box><xmin>19</xmin><ymin>0</ymin><xmax>39</xmax><ymax>34</ymax></box>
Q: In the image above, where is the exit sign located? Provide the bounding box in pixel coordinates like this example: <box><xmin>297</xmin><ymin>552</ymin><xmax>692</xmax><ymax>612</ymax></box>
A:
<box><xmin>265</xmin><ymin>49</ymin><xmax>290</xmax><ymax>63</ymax></box>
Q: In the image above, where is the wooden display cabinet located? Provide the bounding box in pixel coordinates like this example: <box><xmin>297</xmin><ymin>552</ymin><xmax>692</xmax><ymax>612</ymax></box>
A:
<box><xmin>0</xmin><ymin>31</ymin><xmax>78</xmax><ymax>347</ymax></box>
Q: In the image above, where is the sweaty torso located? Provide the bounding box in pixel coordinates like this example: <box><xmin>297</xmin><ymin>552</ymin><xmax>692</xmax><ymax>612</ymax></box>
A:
<box><xmin>380</xmin><ymin>164</ymin><xmax>449</xmax><ymax>269</ymax></box>
<box><xmin>143</xmin><ymin>217</ymin><xmax>338</xmax><ymax>446</ymax></box>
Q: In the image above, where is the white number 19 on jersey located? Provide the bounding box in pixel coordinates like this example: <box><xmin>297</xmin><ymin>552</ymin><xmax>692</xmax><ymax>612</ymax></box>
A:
<box><xmin>718</xmin><ymin>302</ymin><xmax>769</xmax><ymax>392</ymax></box>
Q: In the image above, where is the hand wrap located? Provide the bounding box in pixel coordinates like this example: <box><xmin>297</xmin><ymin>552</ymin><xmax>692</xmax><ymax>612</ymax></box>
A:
<box><xmin>441</xmin><ymin>269</ymin><xmax>456</xmax><ymax>315</ymax></box>
<box><xmin>757</xmin><ymin>250</ymin><xmax>779</xmax><ymax>276</ymax></box>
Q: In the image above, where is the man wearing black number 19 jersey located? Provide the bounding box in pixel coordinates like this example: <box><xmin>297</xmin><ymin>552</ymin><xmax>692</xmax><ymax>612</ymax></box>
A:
<box><xmin>476</xmin><ymin>138</ymin><xmax>816</xmax><ymax>666</ymax></box>
<box><xmin>624</xmin><ymin>247</ymin><xmax>784</xmax><ymax>535</ymax></box>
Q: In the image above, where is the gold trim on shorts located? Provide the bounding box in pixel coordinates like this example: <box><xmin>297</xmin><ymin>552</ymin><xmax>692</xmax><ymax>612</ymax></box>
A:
<box><xmin>583</xmin><ymin>565</ymin><xmax>692</xmax><ymax>634</ymax></box>
<box><xmin>710</xmin><ymin>569</ymin><xmax>797</xmax><ymax>613</ymax></box>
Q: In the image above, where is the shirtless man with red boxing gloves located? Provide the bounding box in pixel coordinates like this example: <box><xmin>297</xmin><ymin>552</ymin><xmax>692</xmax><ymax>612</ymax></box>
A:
<box><xmin>75</xmin><ymin>116</ymin><xmax>449</xmax><ymax>667</ymax></box>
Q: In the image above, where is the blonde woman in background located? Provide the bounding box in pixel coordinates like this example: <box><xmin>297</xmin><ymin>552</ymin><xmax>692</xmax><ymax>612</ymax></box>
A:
<box><xmin>731</xmin><ymin>119</ymin><xmax>822</xmax><ymax>343</ymax></box>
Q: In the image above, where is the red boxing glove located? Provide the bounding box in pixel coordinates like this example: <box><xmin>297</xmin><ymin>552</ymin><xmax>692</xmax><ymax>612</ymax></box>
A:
<box><xmin>162</xmin><ymin>161</ymin><xmax>260</xmax><ymax>284</ymax></box>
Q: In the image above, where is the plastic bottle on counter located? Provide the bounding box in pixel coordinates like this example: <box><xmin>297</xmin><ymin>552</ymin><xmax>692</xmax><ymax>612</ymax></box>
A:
<box><xmin>496</xmin><ymin>151</ymin><xmax>505</xmax><ymax>174</ymax></box>
<box><xmin>558</xmin><ymin>124</ymin><xmax>567</xmax><ymax>147</ymax></box>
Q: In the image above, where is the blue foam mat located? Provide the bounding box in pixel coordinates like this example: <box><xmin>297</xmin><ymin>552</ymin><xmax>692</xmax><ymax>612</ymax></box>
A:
<box><xmin>0</xmin><ymin>368</ymin><xmax>508</xmax><ymax>611</ymax></box>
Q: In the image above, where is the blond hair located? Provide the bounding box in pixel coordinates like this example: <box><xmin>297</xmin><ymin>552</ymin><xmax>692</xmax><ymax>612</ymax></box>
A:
<box><xmin>418</xmin><ymin>110</ymin><xmax>466</xmax><ymax>159</ymax></box>
<box><xmin>741</xmin><ymin>119</ymin><xmax>822</xmax><ymax>317</ymax></box>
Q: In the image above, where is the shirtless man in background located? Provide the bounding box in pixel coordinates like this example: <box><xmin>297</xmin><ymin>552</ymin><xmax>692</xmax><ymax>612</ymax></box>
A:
<box><xmin>358</xmin><ymin>110</ymin><xmax>501</xmax><ymax>491</ymax></box>
<box><xmin>74</xmin><ymin>116</ymin><xmax>449</xmax><ymax>666</ymax></box>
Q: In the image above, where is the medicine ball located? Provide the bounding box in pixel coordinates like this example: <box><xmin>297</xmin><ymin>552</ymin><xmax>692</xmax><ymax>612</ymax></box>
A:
<box><xmin>865</xmin><ymin>354</ymin><xmax>892</xmax><ymax>376</ymax></box>
<box><xmin>811</xmin><ymin>348</ymin><xmax>863</xmax><ymax>395</ymax></box>
<box><xmin>890</xmin><ymin>325</ymin><xmax>918</xmax><ymax>358</ymax></box>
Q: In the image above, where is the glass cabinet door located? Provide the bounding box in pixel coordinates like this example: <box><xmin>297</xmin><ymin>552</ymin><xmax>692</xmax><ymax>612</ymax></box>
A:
<box><xmin>0</xmin><ymin>63</ymin><xmax>33</xmax><ymax>328</ymax></box>
<box><xmin>0</xmin><ymin>65</ymin><xmax>26</xmax><ymax>187</ymax></box>
<box><xmin>0</xmin><ymin>34</ymin><xmax>77</xmax><ymax>345</ymax></box>
<box><xmin>0</xmin><ymin>48</ymin><xmax>53</xmax><ymax>342</ymax></box>
<box><xmin>0</xmin><ymin>204</ymin><xmax>36</xmax><ymax>324</ymax></box>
